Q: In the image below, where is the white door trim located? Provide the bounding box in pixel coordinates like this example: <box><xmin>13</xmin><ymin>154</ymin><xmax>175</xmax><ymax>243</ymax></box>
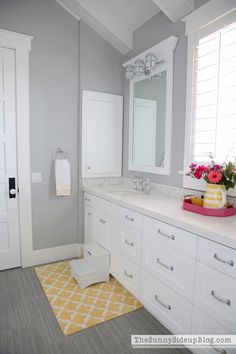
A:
<box><xmin>0</xmin><ymin>29</ymin><xmax>34</xmax><ymax>267</ymax></box>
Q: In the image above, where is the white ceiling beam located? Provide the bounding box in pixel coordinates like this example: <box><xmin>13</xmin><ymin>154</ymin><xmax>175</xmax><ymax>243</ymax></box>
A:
<box><xmin>183</xmin><ymin>0</ymin><xmax>236</xmax><ymax>35</ymax></box>
<box><xmin>56</xmin><ymin>0</ymin><xmax>133</xmax><ymax>54</ymax></box>
<box><xmin>152</xmin><ymin>0</ymin><xmax>194</xmax><ymax>22</ymax></box>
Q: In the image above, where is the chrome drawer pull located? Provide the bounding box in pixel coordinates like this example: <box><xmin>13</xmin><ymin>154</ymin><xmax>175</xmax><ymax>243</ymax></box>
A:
<box><xmin>212</xmin><ymin>347</ymin><xmax>227</xmax><ymax>354</ymax></box>
<box><xmin>214</xmin><ymin>253</ymin><xmax>234</xmax><ymax>267</ymax></box>
<box><xmin>156</xmin><ymin>258</ymin><xmax>174</xmax><ymax>271</ymax></box>
<box><xmin>124</xmin><ymin>270</ymin><xmax>133</xmax><ymax>279</ymax></box>
<box><xmin>99</xmin><ymin>218</ymin><xmax>106</xmax><ymax>224</ymax></box>
<box><xmin>85</xmin><ymin>197</ymin><xmax>91</xmax><ymax>202</ymax></box>
<box><xmin>125</xmin><ymin>239</ymin><xmax>134</xmax><ymax>247</ymax></box>
<box><xmin>211</xmin><ymin>290</ymin><xmax>231</xmax><ymax>306</ymax></box>
<box><xmin>154</xmin><ymin>294</ymin><xmax>171</xmax><ymax>310</ymax></box>
<box><xmin>125</xmin><ymin>214</ymin><xmax>134</xmax><ymax>222</ymax></box>
<box><xmin>157</xmin><ymin>228</ymin><xmax>175</xmax><ymax>240</ymax></box>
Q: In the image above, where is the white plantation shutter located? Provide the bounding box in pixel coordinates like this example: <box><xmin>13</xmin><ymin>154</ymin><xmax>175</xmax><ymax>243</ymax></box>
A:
<box><xmin>192</xmin><ymin>19</ymin><xmax>236</xmax><ymax>163</ymax></box>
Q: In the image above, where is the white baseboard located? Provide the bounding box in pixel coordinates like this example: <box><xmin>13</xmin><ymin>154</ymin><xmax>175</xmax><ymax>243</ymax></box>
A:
<box><xmin>22</xmin><ymin>243</ymin><xmax>83</xmax><ymax>267</ymax></box>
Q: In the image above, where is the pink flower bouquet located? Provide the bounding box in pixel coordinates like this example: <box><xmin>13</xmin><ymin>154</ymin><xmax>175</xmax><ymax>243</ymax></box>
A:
<box><xmin>187</xmin><ymin>159</ymin><xmax>236</xmax><ymax>191</ymax></box>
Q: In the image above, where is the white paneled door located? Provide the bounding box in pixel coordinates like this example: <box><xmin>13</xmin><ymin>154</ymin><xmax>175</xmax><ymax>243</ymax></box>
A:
<box><xmin>0</xmin><ymin>47</ymin><xmax>21</xmax><ymax>270</ymax></box>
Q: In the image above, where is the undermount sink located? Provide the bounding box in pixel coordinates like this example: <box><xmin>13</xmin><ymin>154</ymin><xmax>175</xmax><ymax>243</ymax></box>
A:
<box><xmin>107</xmin><ymin>190</ymin><xmax>142</xmax><ymax>196</ymax></box>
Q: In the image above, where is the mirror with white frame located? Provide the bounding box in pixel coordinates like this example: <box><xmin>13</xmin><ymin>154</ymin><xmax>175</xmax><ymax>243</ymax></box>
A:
<box><xmin>125</xmin><ymin>36</ymin><xmax>178</xmax><ymax>175</ymax></box>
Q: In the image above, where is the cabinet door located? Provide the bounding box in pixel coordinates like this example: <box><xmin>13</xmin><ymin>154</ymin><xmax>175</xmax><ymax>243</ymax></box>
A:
<box><xmin>95</xmin><ymin>212</ymin><xmax>109</xmax><ymax>250</ymax></box>
<box><xmin>107</xmin><ymin>219</ymin><xmax>120</xmax><ymax>278</ymax></box>
<box><xmin>84</xmin><ymin>205</ymin><xmax>96</xmax><ymax>244</ymax></box>
<box><xmin>82</xmin><ymin>90</ymin><xmax>123</xmax><ymax>178</ymax></box>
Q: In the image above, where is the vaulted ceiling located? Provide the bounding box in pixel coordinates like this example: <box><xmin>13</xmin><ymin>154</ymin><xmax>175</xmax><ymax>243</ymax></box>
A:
<box><xmin>56</xmin><ymin>0</ymin><xmax>194</xmax><ymax>54</ymax></box>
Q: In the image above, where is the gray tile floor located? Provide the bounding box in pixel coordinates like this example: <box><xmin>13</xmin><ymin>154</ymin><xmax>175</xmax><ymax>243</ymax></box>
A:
<box><xmin>0</xmin><ymin>266</ymin><xmax>192</xmax><ymax>354</ymax></box>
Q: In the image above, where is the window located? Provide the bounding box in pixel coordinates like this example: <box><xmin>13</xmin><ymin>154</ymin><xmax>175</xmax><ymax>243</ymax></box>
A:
<box><xmin>193</xmin><ymin>21</ymin><xmax>236</xmax><ymax>163</ymax></box>
<box><xmin>183</xmin><ymin>2</ymin><xmax>236</xmax><ymax>193</ymax></box>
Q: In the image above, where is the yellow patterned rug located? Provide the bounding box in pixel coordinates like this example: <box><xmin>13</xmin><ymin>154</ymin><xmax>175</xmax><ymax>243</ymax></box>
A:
<box><xmin>35</xmin><ymin>261</ymin><xmax>143</xmax><ymax>335</ymax></box>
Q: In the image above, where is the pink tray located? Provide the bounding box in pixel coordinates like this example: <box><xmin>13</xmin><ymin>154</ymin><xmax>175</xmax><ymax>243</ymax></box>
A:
<box><xmin>183</xmin><ymin>201</ymin><xmax>236</xmax><ymax>217</ymax></box>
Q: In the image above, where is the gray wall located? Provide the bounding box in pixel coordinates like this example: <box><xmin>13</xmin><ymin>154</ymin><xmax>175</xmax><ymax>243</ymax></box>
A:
<box><xmin>0</xmin><ymin>0</ymin><xmax>79</xmax><ymax>250</ymax></box>
<box><xmin>122</xmin><ymin>0</ymin><xmax>209</xmax><ymax>187</ymax></box>
<box><xmin>78</xmin><ymin>21</ymin><xmax>123</xmax><ymax>240</ymax></box>
<box><xmin>79</xmin><ymin>21</ymin><xmax>123</xmax><ymax>95</ymax></box>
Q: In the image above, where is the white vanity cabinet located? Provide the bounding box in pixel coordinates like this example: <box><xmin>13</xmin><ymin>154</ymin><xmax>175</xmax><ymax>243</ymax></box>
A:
<box><xmin>83</xmin><ymin>191</ymin><xmax>236</xmax><ymax>342</ymax></box>
<box><xmin>82</xmin><ymin>91</ymin><xmax>123</xmax><ymax>178</ymax></box>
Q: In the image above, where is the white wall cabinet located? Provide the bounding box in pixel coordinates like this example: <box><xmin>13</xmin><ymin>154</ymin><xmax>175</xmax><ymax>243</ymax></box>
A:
<box><xmin>83</xmin><ymin>191</ymin><xmax>236</xmax><ymax>343</ymax></box>
<box><xmin>82</xmin><ymin>90</ymin><xmax>123</xmax><ymax>178</ymax></box>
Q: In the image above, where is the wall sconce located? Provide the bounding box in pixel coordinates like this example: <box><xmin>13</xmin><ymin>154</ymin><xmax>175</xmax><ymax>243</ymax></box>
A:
<box><xmin>124</xmin><ymin>53</ymin><xmax>164</xmax><ymax>80</ymax></box>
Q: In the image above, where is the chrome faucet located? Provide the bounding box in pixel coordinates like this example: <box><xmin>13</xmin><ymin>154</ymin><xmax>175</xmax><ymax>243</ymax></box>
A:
<box><xmin>132</xmin><ymin>175</ymin><xmax>151</xmax><ymax>194</ymax></box>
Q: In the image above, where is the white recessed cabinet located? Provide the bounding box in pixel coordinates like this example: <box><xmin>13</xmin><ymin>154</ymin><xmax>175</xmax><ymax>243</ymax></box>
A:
<box><xmin>82</xmin><ymin>90</ymin><xmax>123</xmax><ymax>178</ymax></box>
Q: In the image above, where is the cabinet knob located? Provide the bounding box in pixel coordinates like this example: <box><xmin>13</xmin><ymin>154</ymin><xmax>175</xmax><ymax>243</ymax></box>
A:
<box><xmin>87</xmin><ymin>166</ymin><xmax>91</xmax><ymax>170</ymax></box>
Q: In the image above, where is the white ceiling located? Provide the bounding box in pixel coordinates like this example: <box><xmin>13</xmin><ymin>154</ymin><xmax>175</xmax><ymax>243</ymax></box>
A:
<box><xmin>56</xmin><ymin>0</ymin><xmax>195</xmax><ymax>54</ymax></box>
<box><xmin>100</xmin><ymin>0</ymin><xmax>160</xmax><ymax>32</ymax></box>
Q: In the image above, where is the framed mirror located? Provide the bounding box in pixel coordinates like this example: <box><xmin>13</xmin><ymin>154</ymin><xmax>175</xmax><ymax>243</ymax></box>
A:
<box><xmin>126</xmin><ymin>36</ymin><xmax>178</xmax><ymax>175</ymax></box>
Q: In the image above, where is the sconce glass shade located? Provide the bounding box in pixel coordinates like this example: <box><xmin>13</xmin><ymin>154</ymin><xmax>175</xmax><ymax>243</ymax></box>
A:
<box><xmin>125</xmin><ymin>64</ymin><xmax>134</xmax><ymax>79</ymax></box>
<box><xmin>144</xmin><ymin>77</ymin><xmax>152</xmax><ymax>83</ymax></box>
<box><xmin>145</xmin><ymin>53</ymin><xmax>158</xmax><ymax>72</ymax></box>
<box><xmin>134</xmin><ymin>59</ymin><xmax>145</xmax><ymax>76</ymax></box>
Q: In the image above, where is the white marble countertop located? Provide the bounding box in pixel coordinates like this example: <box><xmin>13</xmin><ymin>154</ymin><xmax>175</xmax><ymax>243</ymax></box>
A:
<box><xmin>83</xmin><ymin>184</ymin><xmax>236</xmax><ymax>250</ymax></box>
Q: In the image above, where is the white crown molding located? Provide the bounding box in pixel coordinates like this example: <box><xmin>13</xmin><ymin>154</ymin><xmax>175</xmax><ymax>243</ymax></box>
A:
<box><xmin>152</xmin><ymin>0</ymin><xmax>194</xmax><ymax>23</ymax></box>
<box><xmin>56</xmin><ymin>0</ymin><xmax>133</xmax><ymax>54</ymax></box>
<box><xmin>123</xmin><ymin>35</ymin><xmax>179</xmax><ymax>68</ymax></box>
<box><xmin>182</xmin><ymin>0</ymin><xmax>236</xmax><ymax>35</ymax></box>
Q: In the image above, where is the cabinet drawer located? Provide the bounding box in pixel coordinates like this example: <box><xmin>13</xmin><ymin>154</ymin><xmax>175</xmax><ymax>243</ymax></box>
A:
<box><xmin>84</xmin><ymin>193</ymin><xmax>120</xmax><ymax>220</ymax></box>
<box><xmin>198</xmin><ymin>238</ymin><xmax>236</xmax><ymax>279</ymax></box>
<box><xmin>120</xmin><ymin>207</ymin><xmax>143</xmax><ymax>231</ymax></box>
<box><xmin>141</xmin><ymin>270</ymin><xmax>192</xmax><ymax>334</ymax></box>
<box><xmin>142</xmin><ymin>234</ymin><xmax>195</xmax><ymax>301</ymax></box>
<box><xmin>194</xmin><ymin>262</ymin><xmax>236</xmax><ymax>333</ymax></box>
<box><xmin>84</xmin><ymin>205</ymin><xmax>96</xmax><ymax>244</ymax></box>
<box><xmin>118</xmin><ymin>254</ymin><xmax>140</xmax><ymax>298</ymax></box>
<box><xmin>191</xmin><ymin>308</ymin><xmax>234</xmax><ymax>354</ymax></box>
<box><xmin>120</xmin><ymin>225</ymin><xmax>142</xmax><ymax>265</ymax></box>
<box><xmin>143</xmin><ymin>216</ymin><xmax>197</xmax><ymax>258</ymax></box>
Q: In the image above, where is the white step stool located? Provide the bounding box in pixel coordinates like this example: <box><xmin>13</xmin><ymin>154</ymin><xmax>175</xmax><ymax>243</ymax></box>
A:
<box><xmin>70</xmin><ymin>243</ymin><xmax>110</xmax><ymax>289</ymax></box>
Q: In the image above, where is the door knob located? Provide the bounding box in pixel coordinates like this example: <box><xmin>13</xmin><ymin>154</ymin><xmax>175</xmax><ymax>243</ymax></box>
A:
<box><xmin>10</xmin><ymin>189</ymin><xmax>16</xmax><ymax>195</ymax></box>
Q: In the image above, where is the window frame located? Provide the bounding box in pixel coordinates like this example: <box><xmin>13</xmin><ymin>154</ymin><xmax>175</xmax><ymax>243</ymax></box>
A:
<box><xmin>182</xmin><ymin>0</ymin><xmax>236</xmax><ymax>196</ymax></box>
